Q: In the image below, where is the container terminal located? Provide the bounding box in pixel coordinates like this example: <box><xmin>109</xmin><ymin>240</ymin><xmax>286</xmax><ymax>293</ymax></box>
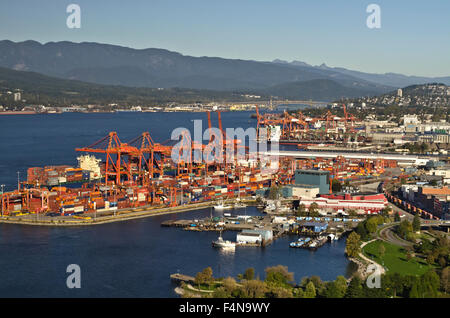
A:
<box><xmin>0</xmin><ymin>108</ymin><xmax>442</xmax><ymax>225</ymax></box>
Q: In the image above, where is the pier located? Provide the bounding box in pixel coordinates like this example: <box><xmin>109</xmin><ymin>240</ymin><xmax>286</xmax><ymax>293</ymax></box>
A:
<box><xmin>161</xmin><ymin>213</ymin><xmax>361</xmax><ymax>249</ymax></box>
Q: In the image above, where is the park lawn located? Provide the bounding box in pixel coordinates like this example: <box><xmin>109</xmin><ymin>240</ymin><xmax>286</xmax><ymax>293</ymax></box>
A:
<box><xmin>363</xmin><ymin>240</ymin><xmax>435</xmax><ymax>276</ymax></box>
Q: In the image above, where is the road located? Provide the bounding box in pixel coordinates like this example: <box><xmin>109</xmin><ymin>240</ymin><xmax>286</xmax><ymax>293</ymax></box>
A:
<box><xmin>378</xmin><ymin>223</ymin><xmax>414</xmax><ymax>248</ymax></box>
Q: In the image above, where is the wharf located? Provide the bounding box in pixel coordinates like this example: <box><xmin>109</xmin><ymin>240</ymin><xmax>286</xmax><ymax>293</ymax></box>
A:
<box><xmin>170</xmin><ymin>273</ymin><xmax>195</xmax><ymax>284</ymax></box>
<box><xmin>161</xmin><ymin>218</ymin><xmax>263</xmax><ymax>232</ymax></box>
<box><xmin>0</xmin><ymin>201</ymin><xmax>217</xmax><ymax>226</ymax></box>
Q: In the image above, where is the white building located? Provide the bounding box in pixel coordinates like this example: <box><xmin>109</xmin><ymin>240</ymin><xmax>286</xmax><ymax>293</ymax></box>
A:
<box><xmin>236</xmin><ymin>231</ymin><xmax>262</xmax><ymax>244</ymax></box>
<box><xmin>403</xmin><ymin>115</ymin><xmax>419</xmax><ymax>125</ymax></box>
<box><xmin>397</xmin><ymin>88</ymin><xmax>403</xmax><ymax>97</ymax></box>
<box><xmin>14</xmin><ymin>92</ymin><xmax>21</xmax><ymax>101</ymax></box>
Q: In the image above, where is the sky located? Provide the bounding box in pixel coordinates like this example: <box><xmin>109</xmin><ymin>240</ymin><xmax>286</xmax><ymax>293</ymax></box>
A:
<box><xmin>0</xmin><ymin>0</ymin><xmax>449</xmax><ymax>77</ymax></box>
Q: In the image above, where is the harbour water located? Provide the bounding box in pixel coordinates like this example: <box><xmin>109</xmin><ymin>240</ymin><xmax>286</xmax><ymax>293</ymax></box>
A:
<box><xmin>0</xmin><ymin>112</ymin><xmax>354</xmax><ymax>297</ymax></box>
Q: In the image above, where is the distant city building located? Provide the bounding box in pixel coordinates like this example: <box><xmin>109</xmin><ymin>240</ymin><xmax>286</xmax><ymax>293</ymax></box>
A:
<box><xmin>397</xmin><ymin>88</ymin><xmax>403</xmax><ymax>97</ymax></box>
<box><xmin>14</xmin><ymin>92</ymin><xmax>21</xmax><ymax>101</ymax></box>
<box><xmin>403</xmin><ymin>114</ymin><xmax>420</xmax><ymax>125</ymax></box>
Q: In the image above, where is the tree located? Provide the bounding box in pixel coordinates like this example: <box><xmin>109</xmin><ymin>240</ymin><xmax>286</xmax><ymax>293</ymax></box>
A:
<box><xmin>441</xmin><ymin>267</ymin><xmax>449</xmax><ymax>293</ymax></box>
<box><xmin>409</xmin><ymin>281</ymin><xmax>420</xmax><ymax>298</ymax></box>
<box><xmin>345</xmin><ymin>276</ymin><xmax>363</xmax><ymax>298</ymax></box>
<box><xmin>300</xmin><ymin>275</ymin><xmax>325</xmax><ymax>295</ymax></box>
<box><xmin>334</xmin><ymin>276</ymin><xmax>348</xmax><ymax>298</ymax></box>
<box><xmin>242</xmin><ymin>279</ymin><xmax>267</xmax><ymax>298</ymax></box>
<box><xmin>397</xmin><ymin>220</ymin><xmax>413</xmax><ymax>240</ymax></box>
<box><xmin>268</xmin><ymin>186</ymin><xmax>280</xmax><ymax>200</ymax></box>
<box><xmin>243</xmin><ymin>268</ymin><xmax>255</xmax><ymax>281</ymax></box>
<box><xmin>379</xmin><ymin>244</ymin><xmax>386</xmax><ymax>259</ymax></box>
<box><xmin>383</xmin><ymin>272</ymin><xmax>406</xmax><ymax>298</ymax></box>
<box><xmin>394</xmin><ymin>212</ymin><xmax>401</xmax><ymax>222</ymax></box>
<box><xmin>323</xmin><ymin>281</ymin><xmax>341</xmax><ymax>298</ymax></box>
<box><xmin>426</xmin><ymin>252</ymin><xmax>436</xmax><ymax>265</ymax></box>
<box><xmin>222</xmin><ymin>277</ymin><xmax>237</xmax><ymax>295</ymax></box>
<box><xmin>265</xmin><ymin>265</ymin><xmax>294</xmax><ymax>286</ymax></box>
<box><xmin>331</xmin><ymin>179</ymin><xmax>342</xmax><ymax>192</ymax></box>
<box><xmin>195</xmin><ymin>267</ymin><xmax>213</xmax><ymax>286</ymax></box>
<box><xmin>304</xmin><ymin>281</ymin><xmax>316</xmax><ymax>298</ymax></box>
<box><xmin>296</xmin><ymin>204</ymin><xmax>306</xmax><ymax>216</ymax></box>
<box><xmin>420</xmin><ymin>270</ymin><xmax>440</xmax><ymax>297</ymax></box>
<box><xmin>308</xmin><ymin>202</ymin><xmax>319</xmax><ymax>216</ymax></box>
<box><xmin>213</xmin><ymin>287</ymin><xmax>230</xmax><ymax>298</ymax></box>
<box><xmin>412</xmin><ymin>214</ymin><xmax>421</xmax><ymax>232</ymax></box>
<box><xmin>345</xmin><ymin>232</ymin><xmax>361</xmax><ymax>258</ymax></box>
<box><xmin>355</xmin><ymin>222</ymin><xmax>369</xmax><ymax>241</ymax></box>
<box><xmin>365</xmin><ymin>217</ymin><xmax>379</xmax><ymax>234</ymax></box>
<box><xmin>269</xmin><ymin>286</ymin><xmax>293</xmax><ymax>298</ymax></box>
<box><xmin>347</xmin><ymin>209</ymin><xmax>358</xmax><ymax>217</ymax></box>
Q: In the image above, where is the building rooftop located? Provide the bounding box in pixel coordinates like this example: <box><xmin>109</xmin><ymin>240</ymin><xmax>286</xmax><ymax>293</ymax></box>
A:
<box><xmin>295</xmin><ymin>169</ymin><xmax>330</xmax><ymax>175</ymax></box>
<box><xmin>302</xmin><ymin>222</ymin><xmax>328</xmax><ymax>227</ymax></box>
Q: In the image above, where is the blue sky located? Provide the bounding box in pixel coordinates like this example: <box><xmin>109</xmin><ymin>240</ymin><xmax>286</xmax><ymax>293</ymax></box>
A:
<box><xmin>0</xmin><ymin>0</ymin><xmax>449</xmax><ymax>77</ymax></box>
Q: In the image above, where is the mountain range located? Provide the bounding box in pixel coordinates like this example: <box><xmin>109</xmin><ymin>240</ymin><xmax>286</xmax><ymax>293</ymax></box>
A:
<box><xmin>0</xmin><ymin>40</ymin><xmax>448</xmax><ymax>101</ymax></box>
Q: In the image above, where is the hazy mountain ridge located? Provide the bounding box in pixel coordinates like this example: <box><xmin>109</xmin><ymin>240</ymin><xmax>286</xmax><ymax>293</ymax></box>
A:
<box><xmin>0</xmin><ymin>40</ymin><xmax>393</xmax><ymax>96</ymax></box>
<box><xmin>271</xmin><ymin>60</ymin><xmax>450</xmax><ymax>87</ymax></box>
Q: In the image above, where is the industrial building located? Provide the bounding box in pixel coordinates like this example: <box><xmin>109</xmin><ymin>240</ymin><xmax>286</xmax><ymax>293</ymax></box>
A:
<box><xmin>294</xmin><ymin>170</ymin><xmax>330</xmax><ymax>195</ymax></box>
<box><xmin>236</xmin><ymin>231</ymin><xmax>262</xmax><ymax>244</ymax></box>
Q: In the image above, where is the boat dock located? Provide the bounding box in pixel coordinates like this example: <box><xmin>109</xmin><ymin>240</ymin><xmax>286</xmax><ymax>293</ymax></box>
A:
<box><xmin>161</xmin><ymin>215</ymin><xmax>273</xmax><ymax>232</ymax></box>
<box><xmin>170</xmin><ymin>273</ymin><xmax>195</xmax><ymax>284</ymax></box>
<box><xmin>162</xmin><ymin>213</ymin><xmax>360</xmax><ymax>250</ymax></box>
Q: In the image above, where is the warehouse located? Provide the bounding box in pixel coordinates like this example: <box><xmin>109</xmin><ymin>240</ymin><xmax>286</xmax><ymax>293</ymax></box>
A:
<box><xmin>236</xmin><ymin>231</ymin><xmax>262</xmax><ymax>244</ymax></box>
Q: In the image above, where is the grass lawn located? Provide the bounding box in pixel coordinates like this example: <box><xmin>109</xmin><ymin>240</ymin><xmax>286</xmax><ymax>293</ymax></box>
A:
<box><xmin>362</xmin><ymin>240</ymin><xmax>435</xmax><ymax>276</ymax></box>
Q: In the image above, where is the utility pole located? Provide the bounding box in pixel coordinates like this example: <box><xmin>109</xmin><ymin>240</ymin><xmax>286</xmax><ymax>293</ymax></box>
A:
<box><xmin>17</xmin><ymin>171</ymin><xmax>20</xmax><ymax>191</ymax></box>
<box><xmin>114</xmin><ymin>187</ymin><xmax>117</xmax><ymax>217</ymax></box>
<box><xmin>1</xmin><ymin>184</ymin><xmax>4</xmax><ymax>217</ymax></box>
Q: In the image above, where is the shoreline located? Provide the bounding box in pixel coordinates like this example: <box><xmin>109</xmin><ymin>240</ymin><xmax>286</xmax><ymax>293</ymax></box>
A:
<box><xmin>0</xmin><ymin>199</ymin><xmax>259</xmax><ymax>227</ymax></box>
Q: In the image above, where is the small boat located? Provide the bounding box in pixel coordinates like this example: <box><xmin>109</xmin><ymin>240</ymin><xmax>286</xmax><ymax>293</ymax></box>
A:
<box><xmin>289</xmin><ymin>241</ymin><xmax>304</xmax><ymax>248</ymax></box>
<box><xmin>214</xmin><ymin>201</ymin><xmax>233</xmax><ymax>210</ymax></box>
<box><xmin>309</xmin><ymin>242</ymin><xmax>318</xmax><ymax>249</ymax></box>
<box><xmin>234</xmin><ymin>202</ymin><xmax>246</xmax><ymax>208</ymax></box>
<box><xmin>212</xmin><ymin>233</ymin><xmax>236</xmax><ymax>248</ymax></box>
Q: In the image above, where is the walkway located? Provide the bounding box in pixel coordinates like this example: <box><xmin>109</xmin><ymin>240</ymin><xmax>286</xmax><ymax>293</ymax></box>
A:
<box><xmin>359</xmin><ymin>239</ymin><xmax>386</xmax><ymax>276</ymax></box>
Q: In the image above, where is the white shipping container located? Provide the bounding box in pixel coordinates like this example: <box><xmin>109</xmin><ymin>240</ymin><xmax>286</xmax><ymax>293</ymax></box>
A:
<box><xmin>74</xmin><ymin>206</ymin><xmax>84</xmax><ymax>213</ymax></box>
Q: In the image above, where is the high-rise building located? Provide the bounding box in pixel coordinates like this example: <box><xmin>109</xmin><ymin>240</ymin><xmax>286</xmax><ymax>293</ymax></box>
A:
<box><xmin>397</xmin><ymin>88</ymin><xmax>403</xmax><ymax>97</ymax></box>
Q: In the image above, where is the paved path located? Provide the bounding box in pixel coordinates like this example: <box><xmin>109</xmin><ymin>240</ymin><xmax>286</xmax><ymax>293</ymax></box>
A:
<box><xmin>359</xmin><ymin>239</ymin><xmax>386</xmax><ymax>275</ymax></box>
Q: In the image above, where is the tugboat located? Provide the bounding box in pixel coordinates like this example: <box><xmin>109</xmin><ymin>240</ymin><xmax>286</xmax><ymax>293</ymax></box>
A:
<box><xmin>212</xmin><ymin>232</ymin><xmax>236</xmax><ymax>249</ymax></box>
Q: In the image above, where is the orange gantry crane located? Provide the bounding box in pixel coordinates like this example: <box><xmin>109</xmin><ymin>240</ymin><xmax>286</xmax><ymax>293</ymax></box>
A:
<box><xmin>76</xmin><ymin>132</ymin><xmax>143</xmax><ymax>185</ymax></box>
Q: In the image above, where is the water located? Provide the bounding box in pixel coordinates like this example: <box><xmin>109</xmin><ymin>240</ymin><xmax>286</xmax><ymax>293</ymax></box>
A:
<box><xmin>0</xmin><ymin>112</ymin><xmax>352</xmax><ymax>297</ymax></box>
